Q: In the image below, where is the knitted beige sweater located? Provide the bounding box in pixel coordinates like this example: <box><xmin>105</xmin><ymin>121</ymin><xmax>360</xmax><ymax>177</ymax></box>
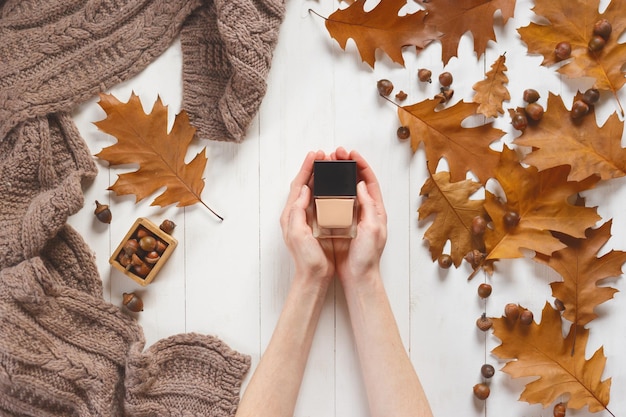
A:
<box><xmin>0</xmin><ymin>0</ymin><xmax>284</xmax><ymax>415</ymax></box>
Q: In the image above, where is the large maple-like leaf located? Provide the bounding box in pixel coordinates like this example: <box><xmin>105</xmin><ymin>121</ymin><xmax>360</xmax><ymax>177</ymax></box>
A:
<box><xmin>95</xmin><ymin>93</ymin><xmax>221</xmax><ymax>219</ymax></box>
<box><xmin>323</xmin><ymin>0</ymin><xmax>442</xmax><ymax>68</ymax></box>
<box><xmin>518</xmin><ymin>0</ymin><xmax>626</xmax><ymax>113</ymax></box>
<box><xmin>418</xmin><ymin>172</ymin><xmax>485</xmax><ymax>267</ymax></box>
<box><xmin>535</xmin><ymin>221</ymin><xmax>626</xmax><ymax>327</ymax></box>
<box><xmin>514</xmin><ymin>93</ymin><xmax>626</xmax><ymax>182</ymax></box>
<box><xmin>417</xmin><ymin>0</ymin><xmax>517</xmax><ymax>64</ymax></box>
<box><xmin>398</xmin><ymin>99</ymin><xmax>503</xmax><ymax>184</ymax></box>
<box><xmin>491</xmin><ymin>303</ymin><xmax>612</xmax><ymax>413</ymax></box>
<box><xmin>483</xmin><ymin>147</ymin><xmax>600</xmax><ymax>260</ymax></box>
<box><xmin>472</xmin><ymin>54</ymin><xmax>510</xmax><ymax>118</ymax></box>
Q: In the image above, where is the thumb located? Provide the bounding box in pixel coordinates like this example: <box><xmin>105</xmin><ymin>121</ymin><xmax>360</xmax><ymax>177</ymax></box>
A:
<box><xmin>356</xmin><ymin>181</ymin><xmax>375</xmax><ymax>221</ymax></box>
<box><xmin>289</xmin><ymin>184</ymin><xmax>311</xmax><ymax>228</ymax></box>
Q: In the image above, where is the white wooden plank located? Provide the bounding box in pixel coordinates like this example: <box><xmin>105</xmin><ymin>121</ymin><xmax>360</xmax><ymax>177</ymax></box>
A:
<box><xmin>64</xmin><ymin>1</ymin><xmax>626</xmax><ymax>416</ymax></box>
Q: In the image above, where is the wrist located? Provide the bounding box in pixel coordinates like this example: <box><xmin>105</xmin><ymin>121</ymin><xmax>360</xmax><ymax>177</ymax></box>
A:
<box><xmin>293</xmin><ymin>268</ymin><xmax>333</xmax><ymax>297</ymax></box>
<box><xmin>339</xmin><ymin>267</ymin><xmax>382</xmax><ymax>296</ymax></box>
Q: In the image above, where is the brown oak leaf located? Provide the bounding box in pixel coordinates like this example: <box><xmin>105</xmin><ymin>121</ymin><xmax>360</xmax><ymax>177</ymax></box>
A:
<box><xmin>514</xmin><ymin>93</ymin><xmax>626</xmax><ymax>182</ymax></box>
<box><xmin>518</xmin><ymin>0</ymin><xmax>626</xmax><ymax>113</ymax></box>
<box><xmin>418</xmin><ymin>172</ymin><xmax>485</xmax><ymax>267</ymax></box>
<box><xmin>95</xmin><ymin>92</ymin><xmax>221</xmax><ymax>219</ymax></box>
<box><xmin>483</xmin><ymin>147</ymin><xmax>600</xmax><ymax>260</ymax></box>
<box><xmin>398</xmin><ymin>99</ymin><xmax>503</xmax><ymax>184</ymax></box>
<box><xmin>535</xmin><ymin>221</ymin><xmax>626</xmax><ymax>327</ymax></box>
<box><xmin>323</xmin><ymin>0</ymin><xmax>442</xmax><ymax>68</ymax></box>
<box><xmin>491</xmin><ymin>303</ymin><xmax>612</xmax><ymax>413</ymax></box>
<box><xmin>417</xmin><ymin>0</ymin><xmax>517</xmax><ymax>64</ymax></box>
<box><xmin>472</xmin><ymin>54</ymin><xmax>510</xmax><ymax>118</ymax></box>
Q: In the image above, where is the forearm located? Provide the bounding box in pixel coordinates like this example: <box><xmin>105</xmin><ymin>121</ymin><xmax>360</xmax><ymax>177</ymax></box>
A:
<box><xmin>343</xmin><ymin>271</ymin><xmax>434</xmax><ymax>417</ymax></box>
<box><xmin>235</xmin><ymin>275</ymin><xmax>329</xmax><ymax>417</ymax></box>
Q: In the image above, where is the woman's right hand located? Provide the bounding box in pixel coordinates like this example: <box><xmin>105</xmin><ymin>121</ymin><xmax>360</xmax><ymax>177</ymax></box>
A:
<box><xmin>280</xmin><ymin>150</ymin><xmax>335</xmax><ymax>287</ymax></box>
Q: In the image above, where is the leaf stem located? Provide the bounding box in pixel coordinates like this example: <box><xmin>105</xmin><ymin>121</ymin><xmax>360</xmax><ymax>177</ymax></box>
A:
<box><xmin>200</xmin><ymin>199</ymin><xmax>224</xmax><ymax>222</ymax></box>
<box><xmin>308</xmin><ymin>8</ymin><xmax>327</xmax><ymax>21</ymax></box>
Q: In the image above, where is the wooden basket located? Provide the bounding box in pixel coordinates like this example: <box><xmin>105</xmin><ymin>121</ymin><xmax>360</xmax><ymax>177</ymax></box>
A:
<box><xmin>109</xmin><ymin>217</ymin><xmax>177</xmax><ymax>286</ymax></box>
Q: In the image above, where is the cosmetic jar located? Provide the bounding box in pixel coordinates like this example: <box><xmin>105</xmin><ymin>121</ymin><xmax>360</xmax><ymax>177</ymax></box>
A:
<box><xmin>312</xmin><ymin>160</ymin><xmax>357</xmax><ymax>239</ymax></box>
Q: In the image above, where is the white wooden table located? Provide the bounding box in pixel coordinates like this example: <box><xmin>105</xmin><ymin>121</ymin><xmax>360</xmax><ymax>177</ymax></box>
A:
<box><xmin>69</xmin><ymin>1</ymin><xmax>626</xmax><ymax>416</ymax></box>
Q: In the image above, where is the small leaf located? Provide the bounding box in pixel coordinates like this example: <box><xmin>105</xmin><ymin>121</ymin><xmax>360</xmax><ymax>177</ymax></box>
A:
<box><xmin>472</xmin><ymin>54</ymin><xmax>510</xmax><ymax>118</ymax></box>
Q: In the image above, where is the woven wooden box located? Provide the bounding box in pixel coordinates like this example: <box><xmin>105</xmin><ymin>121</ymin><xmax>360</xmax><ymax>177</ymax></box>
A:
<box><xmin>109</xmin><ymin>217</ymin><xmax>177</xmax><ymax>286</ymax></box>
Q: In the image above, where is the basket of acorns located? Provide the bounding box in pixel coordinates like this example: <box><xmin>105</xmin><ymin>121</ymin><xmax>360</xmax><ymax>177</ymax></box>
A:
<box><xmin>109</xmin><ymin>218</ymin><xmax>177</xmax><ymax>286</ymax></box>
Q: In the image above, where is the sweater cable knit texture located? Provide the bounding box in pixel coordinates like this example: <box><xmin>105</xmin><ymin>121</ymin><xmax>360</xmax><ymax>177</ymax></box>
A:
<box><xmin>0</xmin><ymin>0</ymin><xmax>285</xmax><ymax>415</ymax></box>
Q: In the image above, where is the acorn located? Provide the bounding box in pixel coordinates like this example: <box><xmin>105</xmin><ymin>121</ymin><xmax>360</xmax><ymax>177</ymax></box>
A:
<box><xmin>159</xmin><ymin>219</ymin><xmax>177</xmax><ymax>235</ymax></box>
<box><xmin>473</xmin><ymin>383</ymin><xmax>490</xmax><ymax>400</ymax></box>
<box><xmin>476</xmin><ymin>313</ymin><xmax>493</xmax><ymax>331</ymax></box>
<box><xmin>122</xmin><ymin>292</ymin><xmax>144</xmax><ymax>312</ymax></box>
<box><xmin>94</xmin><ymin>201</ymin><xmax>112</xmax><ymax>224</ymax></box>
<box><xmin>418</xmin><ymin>68</ymin><xmax>432</xmax><ymax>83</ymax></box>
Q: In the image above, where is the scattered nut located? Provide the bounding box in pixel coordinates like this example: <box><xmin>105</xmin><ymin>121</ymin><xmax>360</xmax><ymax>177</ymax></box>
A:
<box><xmin>94</xmin><ymin>201</ymin><xmax>112</xmax><ymax>224</ymax></box>
<box><xmin>122</xmin><ymin>292</ymin><xmax>144</xmax><ymax>312</ymax></box>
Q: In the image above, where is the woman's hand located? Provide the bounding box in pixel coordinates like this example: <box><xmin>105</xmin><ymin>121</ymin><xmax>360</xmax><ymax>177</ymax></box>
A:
<box><xmin>331</xmin><ymin>147</ymin><xmax>388</xmax><ymax>288</ymax></box>
<box><xmin>280</xmin><ymin>150</ymin><xmax>335</xmax><ymax>286</ymax></box>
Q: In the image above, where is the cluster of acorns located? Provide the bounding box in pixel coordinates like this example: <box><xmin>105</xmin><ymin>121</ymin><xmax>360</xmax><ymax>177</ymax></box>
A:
<box><xmin>554</xmin><ymin>18</ymin><xmax>612</xmax><ymax>62</ymax></box>
<box><xmin>376</xmin><ymin>69</ymin><xmax>455</xmax><ymax>142</ymax></box>
<box><xmin>115</xmin><ymin>219</ymin><xmax>176</xmax><ymax>279</ymax></box>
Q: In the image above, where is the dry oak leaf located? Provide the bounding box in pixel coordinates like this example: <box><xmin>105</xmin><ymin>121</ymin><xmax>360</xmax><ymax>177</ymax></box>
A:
<box><xmin>322</xmin><ymin>0</ymin><xmax>442</xmax><ymax>68</ymax></box>
<box><xmin>417</xmin><ymin>0</ymin><xmax>517</xmax><ymax>64</ymax></box>
<box><xmin>491</xmin><ymin>303</ymin><xmax>612</xmax><ymax>413</ymax></box>
<box><xmin>95</xmin><ymin>92</ymin><xmax>221</xmax><ymax>219</ymax></box>
<box><xmin>483</xmin><ymin>147</ymin><xmax>600</xmax><ymax>260</ymax></box>
<box><xmin>518</xmin><ymin>0</ymin><xmax>626</xmax><ymax>114</ymax></box>
<box><xmin>418</xmin><ymin>172</ymin><xmax>486</xmax><ymax>267</ymax></box>
<box><xmin>514</xmin><ymin>93</ymin><xmax>626</xmax><ymax>182</ymax></box>
<box><xmin>398</xmin><ymin>99</ymin><xmax>503</xmax><ymax>185</ymax></box>
<box><xmin>472</xmin><ymin>54</ymin><xmax>510</xmax><ymax>118</ymax></box>
<box><xmin>535</xmin><ymin>221</ymin><xmax>626</xmax><ymax>327</ymax></box>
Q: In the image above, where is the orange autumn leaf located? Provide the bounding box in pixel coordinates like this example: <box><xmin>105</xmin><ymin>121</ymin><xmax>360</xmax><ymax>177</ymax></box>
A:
<box><xmin>514</xmin><ymin>93</ymin><xmax>626</xmax><ymax>182</ymax></box>
<box><xmin>535</xmin><ymin>221</ymin><xmax>626</xmax><ymax>327</ymax></box>
<box><xmin>491</xmin><ymin>303</ymin><xmax>612</xmax><ymax>413</ymax></box>
<box><xmin>323</xmin><ymin>0</ymin><xmax>442</xmax><ymax>68</ymax></box>
<box><xmin>417</xmin><ymin>0</ymin><xmax>517</xmax><ymax>64</ymax></box>
<box><xmin>483</xmin><ymin>147</ymin><xmax>600</xmax><ymax>260</ymax></box>
<box><xmin>472</xmin><ymin>54</ymin><xmax>510</xmax><ymax>118</ymax></box>
<box><xmin>95</xmin><ymin>92</ymin><xmax>221</xmax><ymax>219</ymax></box>
<box><xmin>518</xmin><ymin>0</ymin><xmax>626</xmax><ymax>113</ymax></box>
<box><xmin>418</xmin><ymin>172</ymin><xmax>485</xmax><ymax>267</ymax></box>
<box><xmin>398</xmin><ymin>99</ymin><xmax>503</xmax><ymax>184</ymax></box>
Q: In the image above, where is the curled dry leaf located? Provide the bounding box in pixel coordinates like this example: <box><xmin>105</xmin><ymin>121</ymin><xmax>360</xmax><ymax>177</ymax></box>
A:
<box><xmin>398</xmin><ymin>99</ymin><xmax>503</xmax><ymax>185</ymax></box>
<box><xmin>322</xmin><ymin>0</ymin><xmax>442</xmax><ymax>68</ymax></box>
<box><xmin>535</xmin><ymin>221</ymin><xmax>626</xmax><ymax>327</ymax></box>
<box><xmin>418</xmin><ymin>172</ymin><xmax>486</xmax><ymax>267</ymax></box>
<box><xmin>417</xmin><ymin>0</ymin><xmax>517</xmax><ymax>64</ymax></box>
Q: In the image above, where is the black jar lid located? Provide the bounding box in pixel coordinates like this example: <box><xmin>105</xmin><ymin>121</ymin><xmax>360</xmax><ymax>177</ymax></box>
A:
<box><xmin>313</xmin><ymin>160</ymin><xmax>356</xmax><ymax>197</ymax></box>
